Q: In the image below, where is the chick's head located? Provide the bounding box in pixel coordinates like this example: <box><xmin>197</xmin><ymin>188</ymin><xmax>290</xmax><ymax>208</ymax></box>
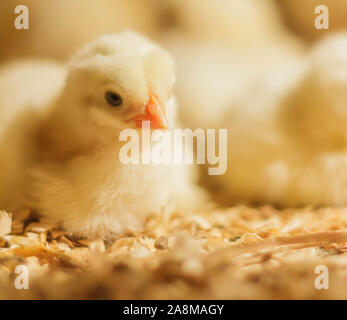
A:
<box><xmin>62</xmin><ymin>31</ymin><xmax>176</xmax><ymax>133</ymax></box>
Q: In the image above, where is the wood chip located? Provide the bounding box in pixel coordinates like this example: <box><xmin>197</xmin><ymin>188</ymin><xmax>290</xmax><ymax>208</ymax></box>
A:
<box><xmin>57</xmin><ymin>235</ymin><xmax>75</xmax><ymax>249</ymax></box>
<box><xmin>88</xmin><ymin>239</ymin><xmax>105</xmax><ymax>252</ymax></box>
<box><xmin>26</xmin><ymin>222</ymin><xmax>53</xmax><ymax>233</ymax></box>
<box><xmin>48</xmin><ymin>229</ymin><xmax>68</xmax><ymax>239</ymax></box>
<box><xmin>0</xmin><ymin>237</ymin><xmax>7</xmax><ymax>248</ymax></box>
<box><xmin>155</xmin><ymin>236</ymin><xmax>168</xmax><ymax>250</ymax></box>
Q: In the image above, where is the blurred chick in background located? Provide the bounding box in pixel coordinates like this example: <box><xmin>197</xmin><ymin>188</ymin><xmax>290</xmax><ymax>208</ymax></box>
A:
<box><xmin>216</xmin><ymin>33</ymin><xmax>347</xmax><ymax>207</ymax></box>
<box><xmin>278</xmin><ymin>33</ymin><xmax>347</xmax><ymax>205</ymax></box>
<box><xmin>0</xmin><ymin>31</ymin><xmax>205</xmax><ymax>238</ymax></box>
<box><xmin>158</xmin><ymin>0</ymin><xmax>347</xmax><ymax>207</ymax></box>
<box><xmin>159</xmin><ymin>0</ymin><xmax>305</xmax><ymax>129</ymax></box>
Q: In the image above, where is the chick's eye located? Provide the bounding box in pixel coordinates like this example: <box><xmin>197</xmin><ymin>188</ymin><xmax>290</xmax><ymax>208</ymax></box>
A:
<box><xmin>105</xmin><ymin>91</ymin><xmax>123</xmax><ymax>107</ymax></box>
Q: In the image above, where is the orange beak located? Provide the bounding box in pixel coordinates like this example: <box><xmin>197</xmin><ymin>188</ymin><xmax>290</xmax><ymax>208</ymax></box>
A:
<box><xmin>131</xmin><ymin>91</ymin><xmax>168</xmax><ymax>129</ymax></box>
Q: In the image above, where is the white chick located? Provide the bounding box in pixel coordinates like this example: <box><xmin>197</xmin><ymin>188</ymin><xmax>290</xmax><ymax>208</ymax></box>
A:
<box><xmin>0</xmin><ymin>31</ymin><xmax>205</xmax><ymax>238</ymax></box>
<box><xmin>165</xmin><ymin>39</ymin><xmax>305</xmax><ymax>130</ymax></box>
<box><xmin>157</xmin><ymin>0</ymin><xmax>306</xmax><ymax>206</ymax></box>
<box><xmin>280</xmin><ymin>33</ymin><xmax>347</xmax><ymax>152</ymax></box>
<box><xmin>0</xmin><ymin>60</ymin><xmax>66</xmax><ymax>211</ymax></box>
<box><xmin>211</xmin><ymin>53</ymin><xmax>306</xmax><ymax>206</ymax></box>
<box><xmin>277</xmin><ymin>33</ymin><xmax>347</xmax><ymax>206</ymax></box>
<box><xmin>216</xmin><ymin>33</ymin><xmax>347</xmax><ymax>207</ymax></box>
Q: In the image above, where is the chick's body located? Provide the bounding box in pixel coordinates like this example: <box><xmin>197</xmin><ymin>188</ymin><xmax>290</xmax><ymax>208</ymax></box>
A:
<box><xmin>0</xmin><ymin>60</ymin><xmax>66</xmax><ymax>210</ymax></box>
<box><xmin>0</xmin><ymin>32</ymin><xmax>203</xmax><ymax>238</ymax></box>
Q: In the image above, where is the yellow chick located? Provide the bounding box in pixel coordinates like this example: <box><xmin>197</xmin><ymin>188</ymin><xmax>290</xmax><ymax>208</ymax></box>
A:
<box><xmin>280</xmin><ymin>33</ymin><xmax>347</xmax><ymax>152</ymax></box>
<box><xmin>277</xmin><ymin>32</ymin><xmax>347</xmax><ymax>206</ymax></box>
<box><xmin>0</xmin><ymin>31</ymin><xmax>205</xmax><ymax>238</ymax></box>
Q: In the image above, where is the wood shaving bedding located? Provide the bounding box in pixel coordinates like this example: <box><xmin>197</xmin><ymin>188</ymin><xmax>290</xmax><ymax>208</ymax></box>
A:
<box><xmin>1</xmin><ymin>206</ymin><xmax>347</xmax><ymax>299</ymax></box>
